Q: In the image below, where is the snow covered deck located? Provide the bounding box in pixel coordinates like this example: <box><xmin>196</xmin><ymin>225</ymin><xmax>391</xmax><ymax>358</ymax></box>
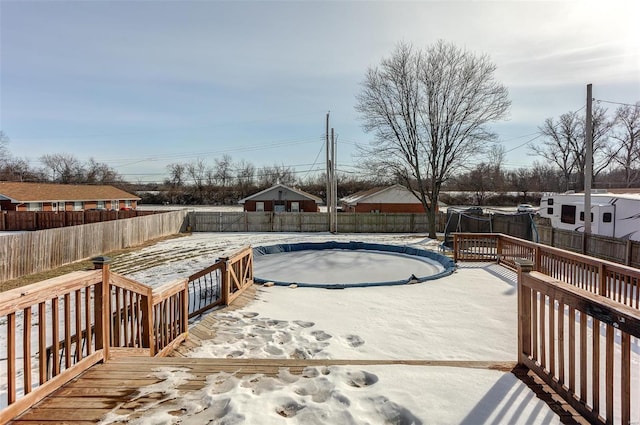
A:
<box><xmin>9</xmin><ymin>259</ymin><xmax>579</xmax><ymax>424</ymax></box>
<box><xmin>9</xmin><ymin>232</ymin><xmax>636</xmax><ymax>424</ymax></box>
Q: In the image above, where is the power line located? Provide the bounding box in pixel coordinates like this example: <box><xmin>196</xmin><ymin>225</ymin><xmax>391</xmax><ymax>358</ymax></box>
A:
<box><xmin>594</xmin><ymin>99</ymin><xmax>638</xmax><ymax>108</ymax></box>
<box><xmin>503</xmin><ymin>134</ymin><xmax>543</xmax><ymax>154</ymax></box>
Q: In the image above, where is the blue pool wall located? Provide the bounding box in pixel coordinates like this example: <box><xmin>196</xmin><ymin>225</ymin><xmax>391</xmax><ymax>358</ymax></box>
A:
<box><xmin>253</xmin><ymin>241</ymin><xmax>456</xmax><ymax>288</ymax></box>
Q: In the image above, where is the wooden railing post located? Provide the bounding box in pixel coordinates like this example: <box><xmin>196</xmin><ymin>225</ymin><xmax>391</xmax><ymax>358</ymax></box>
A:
<box><xmin>92</xmin><ymin>256</ymin><xmax>111</xmax><ymax>362</ymax></box>
<box><xmin>598</xmin><ymin>263</ymin><xmax>607</xmax><ymax>297</ymax></box>
<box><xmin>515</xmin><ymin>258</ymin><xmax>534</xmax><ymax>366</ymax></box>
<box><xmin>496</xmin><ymin>235</ymin><xmax>503</xmax><ymax>265</ymax></box>
<box><xmin>453</xmin><ymin>234</ymin><xmax>459</xmax><ymax>262</ymax></box>
<box><xmin>220</xmin><ymin>257</ymin><xmax>230</xmax><ymax>305</ymax></box>
<box><xmin>141</xmin><ymin>287</ymin><xmax>154</xmax><ymax>356</ymax></box>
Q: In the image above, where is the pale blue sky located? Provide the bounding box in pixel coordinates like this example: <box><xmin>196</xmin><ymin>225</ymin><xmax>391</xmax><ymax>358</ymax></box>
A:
<box><xmin>1</xmin><ymin>0</ymin><xmax>639</xmax><ymax>183</ymax></box>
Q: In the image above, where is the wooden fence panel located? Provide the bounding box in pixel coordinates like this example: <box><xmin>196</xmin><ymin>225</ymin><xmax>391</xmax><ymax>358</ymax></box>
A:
<box><xmin>535</xmin><ymin>224</ymin><xmax>640</xmax><ymax>268</ymax></box>
<box><xmin>0</xmin><ymin>211</ymin><xmax>188</xmax><ymax>283</ymax></box>
<box><xmin>187</xmin><ymin>211</ymin><xmax>445</xmax><ymax>233</ymax></box>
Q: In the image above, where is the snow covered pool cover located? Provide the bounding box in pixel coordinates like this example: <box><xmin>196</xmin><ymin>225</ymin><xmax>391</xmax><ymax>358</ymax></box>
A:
<box><xmin>253</xmin><ymin>241</ymin><xmax>456</xmax><ymax>288</ymax></box>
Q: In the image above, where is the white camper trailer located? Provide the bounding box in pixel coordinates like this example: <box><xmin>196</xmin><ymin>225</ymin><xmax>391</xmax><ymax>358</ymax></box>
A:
<box><xmin>538</xmin><ymin>191</ymin><xmax>640</xmax><ymax>241</ymax></box>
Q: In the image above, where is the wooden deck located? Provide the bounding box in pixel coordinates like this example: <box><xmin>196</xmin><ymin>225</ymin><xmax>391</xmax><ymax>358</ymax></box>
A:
<box><xmin>8</xmin><ymin>357</ymin><xmax>590</xmax><ymax>424</ymax></box>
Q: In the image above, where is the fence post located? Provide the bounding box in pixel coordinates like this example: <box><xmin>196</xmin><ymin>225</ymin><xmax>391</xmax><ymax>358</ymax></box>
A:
<box><xmin>181</xmin><ymin>280</ymin><xmax>189</xmax><ymax>335</ymax></box>
<box><xmin>453</xmin><ymin>234</ymin><xmax>459</xmax><ymax>262</ymax></box>
<box><xmin>92</xmin><ymin>256</ymin><xmax>112</xmax><ymax>362</ymax></box>
<box><xmin>534</xmin><ymin>245</ymin><xmax>541</xmax><ymax>272</ymax></box>
<box><xmin>141</xmin><ymin>287</ymin><xmax>154</xmax><ymax>356</ymax></box>
<box><xmin>515</xmin><ymin>258</ymin><xmax>534</xmax><ymax>366</ymax></box>
<box><xmin>496</xmin><ymin>235</ymin><xmax>503</xmax><ymax>264</ymax></box>
<box><xmin>220</xmin><ymin>257</ymin><xmax>230</xmax><ymax>305</ymax></box>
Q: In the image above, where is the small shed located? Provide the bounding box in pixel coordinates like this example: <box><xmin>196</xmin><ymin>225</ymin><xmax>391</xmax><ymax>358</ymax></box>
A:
<box><xmin>239</xmin><ymin>184</ymin><xmax>321</xmax><ymax>212</ymax></box>
<box><xmin>341</xmin><ymin>184</ymin><xmax>440</xmax><ymax>213</ymax></box>
<box><xmin>0</xmin><ymin>182</ymin><xmax>140</xmax><ymax>212</ymax></box>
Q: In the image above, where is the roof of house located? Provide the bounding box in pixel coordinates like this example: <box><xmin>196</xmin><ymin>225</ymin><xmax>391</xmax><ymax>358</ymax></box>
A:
<box><xmin>238</xmin><ymin>184</ymin><xmax>322</xmax><ymax>204</ymax></box>
<box><xmin>341</xmin><ymin>184</ymin><xmax>447</xmax><ymax>206</ymax></box>
<box><xmin>0</xmin><ymin>182</ymin><xmax>140</xmax><ymax>203</ymax></box>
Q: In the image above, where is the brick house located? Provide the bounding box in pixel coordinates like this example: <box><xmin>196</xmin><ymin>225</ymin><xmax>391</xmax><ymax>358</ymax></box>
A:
<box><xmin>239</xmin><ymin>184</ymin><xmax>321</xmax><ymax>212</ymax></box>
<box><xmin>341</xmin><ymin>184</ymin><xmax>441</xmax><ymax>213</ymax></box>
<box><xmin>0</xmin><ymin>182</ymin><xmax>140</xmax><ymax>212</ymax></box>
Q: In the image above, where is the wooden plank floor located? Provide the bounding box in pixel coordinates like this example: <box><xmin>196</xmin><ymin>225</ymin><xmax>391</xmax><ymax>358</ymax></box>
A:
<box><xmin>8</xmin><ymin>357</ymin><xmax>590</xmax><ymax>424</ymax></box>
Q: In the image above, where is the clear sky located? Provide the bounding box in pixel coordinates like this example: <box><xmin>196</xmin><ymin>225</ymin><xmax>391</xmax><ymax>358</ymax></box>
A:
<box><xmin>1</xmin><ymin>0</ymin><xmax>639</xmax><ymax>184</ymax></box>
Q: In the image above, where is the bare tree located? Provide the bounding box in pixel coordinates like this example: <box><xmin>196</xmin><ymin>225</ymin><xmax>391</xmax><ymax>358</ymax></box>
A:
<box><xmin>85</xmin><ymin>158</ymin><xmax>121</xmax><ymax>183</ymax></box>
<box><xmin>258</xmin><ymin>163</ymin><xmax>296</xmax><ymax>187</ymax></box>
<box><xmin>166</xmin><ymin>162</ymin><xmax>186</xmax><ymax>188</ymax></box>
<box><xmin>607</xmin><ymin>102</ymin><xmax>640</xmax><ymax>187</ymax></box>
<box><xmin>355</xmin><ymin>41</ymin><xmax>510</xmax><ymax>237</ymax></box>
<box><xmin>186</xmin><ymin>159</ymin><xmax>207</xmax><ymax>187</ymax></box>
<box><xmin>530</xmin><ymin>112</ymin><xmax>580</xmax><ymax>191</ymax></box>
<box><xmin>214</xmin><ymin>154</ymin><xmax>233</xmax><ymax>187</ymax></box>
<box><xmin>531</xmin><ymin>106</ymin><xmax>612</xmax><ymax>191</ymax></box>
<box><xmin>0</xmin><ymin>131</ymin><xmax>8</xmax><ymax>162</ymax></box>
<box><xmin>40</xmin><ymin>153</ymin><xmax>85</xmax><ymax>183</ymax></box>
<box><xmin>236</xmin><ymin>159</ymin><xmax>256</xmax><ymax>198</ymax></box>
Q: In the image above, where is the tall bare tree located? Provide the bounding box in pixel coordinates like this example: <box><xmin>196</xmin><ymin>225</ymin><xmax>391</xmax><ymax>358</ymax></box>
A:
<box><xmin>355</xmin><ymin>41</ymin><xmax>510</xmax><ymax>237</ymax></box>
<box><xmin>531</xmin><ymin>106</ymin><xmax>612</xmax><ymax>191</ymax></box>
<box><xmin>236</xmin><ymin>159</ymin><xmax>256</xmax><ymax>198</ymax></box>
<box><xmin>608</xmin><ymin>102</ymin><xmax>640</xmax><ymax>187</ymax></box>
<box><xmin>214</xmin><ymin>154</ymin><xmax>233</xmax><ymax>187</ymax></box>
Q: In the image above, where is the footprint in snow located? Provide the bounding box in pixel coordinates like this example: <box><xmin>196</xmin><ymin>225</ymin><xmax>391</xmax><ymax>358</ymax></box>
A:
<box><xmin>294</xmin><ymin>320</ymin><xmax>315</xmax><ymax>328</ymax></box>
<box><xmin>311</xmin><ymin>330</ymin><xmax>333</xmax><ymax>341</ymax></box>
<box><xmin>344</xmin><ymin>334</ymin><xmax>365</xmax><ymax>348</ymax></box>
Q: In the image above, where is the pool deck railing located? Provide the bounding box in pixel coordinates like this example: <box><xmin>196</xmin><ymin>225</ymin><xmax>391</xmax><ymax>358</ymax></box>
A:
<box><xmin>0</xmin><ymin>246</ymin><xmax>253</xmax><ymax>423</ymax></box>
<box><xmin>455</xmin><ymin>233</ymin><xmax>640</xmax><ymax>425</ymax></box>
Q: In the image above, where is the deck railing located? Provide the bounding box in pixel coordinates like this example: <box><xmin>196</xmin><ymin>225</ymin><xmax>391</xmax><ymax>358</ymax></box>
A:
<box><xmin>0</xmin><ymin>245</ymin><xmax>253</xmax><ymax>423</ymax></box>
<box><xmin>454</xmin><ymin>233</ymin><xmax>640</xmax><ymax>309</ymax></box>
<box><xmin>516</xmin><ymin>259</ymin><xmax>640</xmax><ymax>425</ymax></box>
<box><xmin>454</xmin><ymin>234</ymin><xmax>640</xmax><ymax>424</ymax></box>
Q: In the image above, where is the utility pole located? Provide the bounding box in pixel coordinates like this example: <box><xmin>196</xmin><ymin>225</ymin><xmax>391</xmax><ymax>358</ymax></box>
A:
<box><xmin>584</xmin><ymin>84</ymin><xmax>593</xmax><ymax>236</ymax></box>
<box><xmin>325</xmin><ymin>112</ymin><xmax>331</xmax><ymax>230</ymax></box>
<box><xmin>331</xmin><ymin>128</ymin><xmax>337</xmax><ymax>233</ymax></box>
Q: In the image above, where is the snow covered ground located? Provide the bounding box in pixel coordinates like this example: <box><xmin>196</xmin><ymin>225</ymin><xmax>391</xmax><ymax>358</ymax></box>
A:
<box><xmin>89</xmin><ymin>232</ymin><xmax>562</xmax><ymax>424</ymax></box>
<box><xmin>5</xmin><ymin>232</ymin><xmax>619</xmax><ymax>423</ymax></box>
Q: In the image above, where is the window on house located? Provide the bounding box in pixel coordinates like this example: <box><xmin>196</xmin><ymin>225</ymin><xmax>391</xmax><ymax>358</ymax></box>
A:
<box><xmin>59</xmin><ymin>202</ymin><xmax>65</xmax><ymax>212</ymax></box>
<box><xmin>603</xmin><ymin>212</ymin><xmax>612</xmax><ymax>223</ymax></box>
<box><xmin>27</xmin><ymin>202</ymin><xmax>42</xmax><ymax>211</ymax></box>
<box><xmin>74</xmin><ymin>201</ymin><xmax>83</xmax><ymax>211</ymax></box>
<box><xmin>547</xmin><ymin>207</ymin><xmax>553</xmax><ymax>215</ymax></box>
<box><xmin>291</xmin><ymin>202</ymin><xmax>300</xmax><ymax>212</ymax></box>
<box><xmin>125</xmin><ymin>200</ymin><xmax>131</xmax><ymax>208</ymax></box>
<box><xmin>548</xmin><ymin>198</ymin><xmax>554</xmax><ymax>205</ymax></box>
<box><xmin>560</xmin><ymin>205</ymin><xmax>576</xmax><ymax>224</ymax></box>
<box><xmin>97</xmin><ymin>201</ymin><xmax>105</xmax><ymax>210</ymax></box>
<box><xmin>112</xmin><ymin>200</ymin><xmax>119</xmax><ymax>210</ymax></box>
<box><xmin>256</xmin><ymin>202</ymin><xmax>265</xmax><ymax>212</ymax></box>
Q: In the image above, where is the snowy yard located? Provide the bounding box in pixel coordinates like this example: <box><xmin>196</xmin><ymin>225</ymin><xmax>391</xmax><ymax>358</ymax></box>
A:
<box><xmin>91</xmin><ymin>232</ymin><xmax>563</xmax><ymax>424</ymax></box>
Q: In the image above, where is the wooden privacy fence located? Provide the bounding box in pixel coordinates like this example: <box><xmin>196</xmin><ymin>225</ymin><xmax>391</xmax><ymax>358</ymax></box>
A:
<box><xmin>515</xmin><ymin>259</ymin><xmax>640</xmax><ymax>425</ymax></box>
<box><xmin>0</xmin><ymin>210</ymin><xmax>159</xmax><ymax>232</ymax></box>
<box><xmin>188</xmin><ymin>211</ymin><xmax>446</xmax><ymax>233</ymax></box>
<box><xmin>535</xmin><ymin>223</ymin><xmax>640</xmax><ymax>268</ymax></box>
<box><xmin>0</xmin><ymin>246</ymin><xmax>254</xmax><ymax>423</ymax></box>
<box><xmin>454</xmin><ymin>233</ymin><xmax>640</xmax><ymax>309</ymax></box>
<box><xmin>0</xmin><ymin>210</ymin><xmax>188</xmax><ymax>283</ymax></box>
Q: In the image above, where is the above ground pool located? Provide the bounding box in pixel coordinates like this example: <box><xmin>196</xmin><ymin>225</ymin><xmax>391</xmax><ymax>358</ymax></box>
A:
<box><xmin>253</xmin><ymin>241</ymin><xmax>456</xmax><ymax>288</ymax></box>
